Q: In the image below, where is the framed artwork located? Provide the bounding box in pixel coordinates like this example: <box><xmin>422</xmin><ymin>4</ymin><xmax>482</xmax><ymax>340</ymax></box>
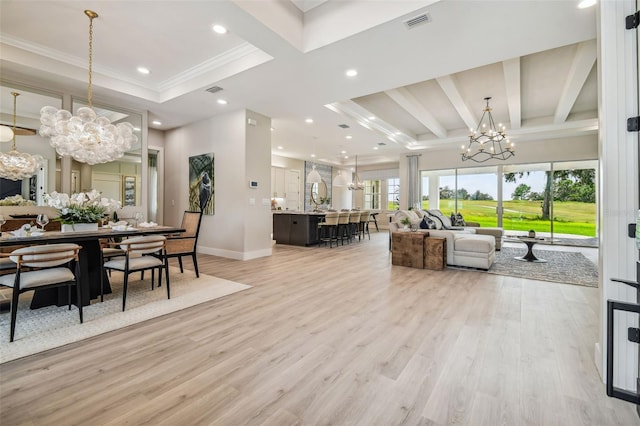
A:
<box><xmin>188</xmin><ymin>153</ymin><xmax>214</xmax><ymax>215</ymax></box>
<box><xmin>123</xmin><ymin>176</ymin><xmax>136</xmax><ymax>206</ymax></box>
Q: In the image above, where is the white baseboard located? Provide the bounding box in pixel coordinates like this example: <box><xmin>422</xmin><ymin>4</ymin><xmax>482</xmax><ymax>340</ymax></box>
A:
<box><xmin>198</xmin><ymin>246</ymin><xmax>272</xmax><ymax>261</ymax></box>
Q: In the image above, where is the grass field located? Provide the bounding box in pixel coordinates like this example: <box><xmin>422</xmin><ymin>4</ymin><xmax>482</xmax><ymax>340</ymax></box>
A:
<box><xmin>408</xmin><ymin>199</ymin><xmax>597</xmax><ymax>237</ymax></box>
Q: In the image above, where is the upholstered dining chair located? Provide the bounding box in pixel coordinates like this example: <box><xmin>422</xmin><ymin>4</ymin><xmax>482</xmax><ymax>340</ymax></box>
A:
<box><xmin>0</xmin><ymin>243</ymin><xmax>83</xmax><ymax>342</ymax></box>
<box><xmin>103</xmin><ymin>235</ymin><xmax>170</xmax><ymax>311</ymax></box>
<box><xmin>165</xmin><ymin>211</ymin><xmax>203</xmax><ymax>278</ymax></box>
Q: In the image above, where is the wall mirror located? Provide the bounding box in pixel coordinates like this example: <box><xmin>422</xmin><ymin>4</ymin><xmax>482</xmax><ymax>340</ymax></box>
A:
<box><xmin>310</xmin><ymin>179</ymin><xmax>328</xmax><ymax>208</ymax></box>
<box><xmin>0</xmin><ymin>83</ymin><xmax>61</xmax><ymax>204</ymax></box>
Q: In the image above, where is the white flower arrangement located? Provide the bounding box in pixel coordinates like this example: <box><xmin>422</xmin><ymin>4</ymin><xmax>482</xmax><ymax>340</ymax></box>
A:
<box><xmin>44</xmin><ymin>190</ymin><xmax>121</xmax><ymax>224</ymax></box>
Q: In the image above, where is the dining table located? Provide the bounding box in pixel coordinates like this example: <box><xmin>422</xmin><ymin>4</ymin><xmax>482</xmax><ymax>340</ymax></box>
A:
<box><xmin>0</xmin><ymin>225</ymin><xmax>184</xmax><ymax>309</ymax></box>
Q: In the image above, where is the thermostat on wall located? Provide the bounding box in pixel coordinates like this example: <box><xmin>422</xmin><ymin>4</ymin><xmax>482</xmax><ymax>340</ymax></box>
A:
<box><xmin>249</xmin><ymin>180</ymin><xmax>258</xmax><ymax>189</ymax></box>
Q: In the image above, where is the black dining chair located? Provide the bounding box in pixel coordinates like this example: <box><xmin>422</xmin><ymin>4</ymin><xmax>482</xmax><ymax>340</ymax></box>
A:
<box><xmin>0</xmin><ymin>243</ymin><xmax>83</xmax><ymax>342</ymax></box>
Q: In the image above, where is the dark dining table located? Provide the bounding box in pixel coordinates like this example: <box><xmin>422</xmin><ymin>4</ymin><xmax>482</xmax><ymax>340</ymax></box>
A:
<box><xmin>0</xmin><ymin>226</ymin><xmax>184</xmax><ymax>309</ymax></box>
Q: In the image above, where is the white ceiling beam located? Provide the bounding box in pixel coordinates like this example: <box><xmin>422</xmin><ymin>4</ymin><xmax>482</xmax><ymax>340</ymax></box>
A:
<box><xmin>554</xmin><ymin>39</ymin><xmax>597</xmax><ymax>124</ymax></box>
<box><xmin>384</xmin><ymin>87</ymin><xmax>448</xmax><ymax>138</ymax></box>
<box><xmin>502</xmin><ymin>57</ymin><xmax>521</xmax><ymax>129</ymax></box>
<box><xmin>435</xmin><ymin>75</ymin><xmax>477</xmax><ymax>131</ymax></box>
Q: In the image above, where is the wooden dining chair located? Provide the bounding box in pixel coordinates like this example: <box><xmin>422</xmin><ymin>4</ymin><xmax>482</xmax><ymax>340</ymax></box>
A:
<box><xmin>165</xmin><ymin>211</ymin><xmax>203</xmax><ymax>278</ymax></box>
<box><xmin>0</xmin><ymin>243</ymin><xmax>83</xmax><ymax>342</ymax></box>
<box><xmin>103</xmin><ymin>235</ymin><xmax>170</xmax><ymax>311</ymax></box>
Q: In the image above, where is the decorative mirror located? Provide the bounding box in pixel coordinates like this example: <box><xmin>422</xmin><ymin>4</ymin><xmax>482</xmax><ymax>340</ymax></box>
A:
<box><xmin>310</xmin><ymin>179</ymin><xmax>328</xmax><ymax>209</ymax></box>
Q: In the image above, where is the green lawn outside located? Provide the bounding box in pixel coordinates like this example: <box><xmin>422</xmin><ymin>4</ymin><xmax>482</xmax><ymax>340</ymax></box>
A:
<box><xmin>416</xmin><ymin>199</ymin><xmax>596</xmax><ymax>237</ymax></box>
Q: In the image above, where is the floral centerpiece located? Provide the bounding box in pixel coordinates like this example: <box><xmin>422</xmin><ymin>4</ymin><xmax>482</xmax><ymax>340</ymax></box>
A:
<box><xmin>44</xmin><ymin>190</ymin><xmax>121</xmax><ymax>231</ymax></box>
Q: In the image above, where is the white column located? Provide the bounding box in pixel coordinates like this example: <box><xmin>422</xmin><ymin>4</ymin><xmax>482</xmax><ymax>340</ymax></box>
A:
<box><xmin>597</xmin><ymin>0</ymin><xmax>639</xmax><ymax>392</ymax></box>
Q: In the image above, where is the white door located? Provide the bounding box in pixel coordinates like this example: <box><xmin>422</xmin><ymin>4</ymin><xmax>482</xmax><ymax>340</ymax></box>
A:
<box><xmin>285</xmin><ymin>169</ymin><xmax>300</xmax><ymax>211</ymax></box>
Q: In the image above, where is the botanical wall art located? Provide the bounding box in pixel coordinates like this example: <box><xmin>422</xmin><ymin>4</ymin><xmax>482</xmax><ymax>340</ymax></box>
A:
<box><xmin>189</xmin><ymin>153</ymin><xmax>214</xmax><ymax>215</ymax></box>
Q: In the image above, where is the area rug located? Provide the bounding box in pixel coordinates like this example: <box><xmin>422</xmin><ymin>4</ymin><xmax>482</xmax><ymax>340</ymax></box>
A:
<box><xmin>488</xmin><ymin>247</ymin><xmax>598</xmax><ymax>287</ymax></box>
<box><xmin>0</xmin><ymin>269</ymin><xmax>251</xmax><ymax>363</ymax></box>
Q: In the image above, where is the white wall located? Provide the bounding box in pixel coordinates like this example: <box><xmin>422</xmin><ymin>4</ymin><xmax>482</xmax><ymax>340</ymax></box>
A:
<box><xmin>164</xmin><ymin>109</ymin><xmax>272</xmax><ymax>260</ymax></box>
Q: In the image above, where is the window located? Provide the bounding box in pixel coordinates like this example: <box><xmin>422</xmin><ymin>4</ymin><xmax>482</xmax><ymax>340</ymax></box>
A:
<box><xmin>387</xmin><ymin>178</ymin><xmax>400</xmax><ymax>210</ymax></box>
<box><xmin>364</xmin><ymin>180</ymin><xmax>381</xmax><ymax>210</ymax></box>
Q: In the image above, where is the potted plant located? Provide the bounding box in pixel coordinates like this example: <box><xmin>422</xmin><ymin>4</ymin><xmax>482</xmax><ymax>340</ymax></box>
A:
<box><xmin>400</xmin><ymin>217</ymin><xmax>412</xmax><ymax>230</ymax></box>
<box><xmin>44</xmin><ymin>190</ymin><xmax>121</xmax><ymax>232</ymax></box>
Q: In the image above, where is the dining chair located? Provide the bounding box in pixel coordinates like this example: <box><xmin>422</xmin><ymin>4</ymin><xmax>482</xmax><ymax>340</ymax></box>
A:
<box><xmin>103</xmin><ymin>235</ymin><xmax>170</xmax><ymax>311</ymax></box>
<box><xmin>165</xmin><ymin>211</ymin><xmax>203</xmax><ymax>278</ymax></box>
<box><xmin>0</xmin><ymin>243</ymin><xmax>83</xmax><ymax>342</ymax></box>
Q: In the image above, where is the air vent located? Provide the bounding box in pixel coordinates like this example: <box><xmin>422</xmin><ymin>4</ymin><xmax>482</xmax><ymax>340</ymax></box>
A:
<box><xmin>377</xmin><ymin>142</ymin><xmax>386</xmax><ymax>146</ymax></box>
<box><xmin>404</xmin><ymin>12</ymin><xmax>431</xmax><ymax>29</ymax></box>
<box><xmin>338</xmin><ymin>124</ymin><xmax>350</xmax><ymax>129</ymax></box>
<box><xmin>205</xmin><ymin>86</ymin><xmax>224</xmax><ymax>94</ymax></box>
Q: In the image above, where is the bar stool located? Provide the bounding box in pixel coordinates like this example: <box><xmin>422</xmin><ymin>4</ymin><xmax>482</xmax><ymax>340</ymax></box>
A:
<box><xmin>318</xmin><ymin>212</ymin><xmax>339</xmax><ymax>247</ymax></box>
<box><xmin>337</xmin><ymin>212</ymin><xmax>351</xmax><ymax>245</ymax></box>
<box><xmin>348</xmin><ymin>211</ymin><xmax>361</xmax><ymax>242</ymax></box>
<box><xmin>359</xmin><ymin>210</ymin><xmax>371</xmax><ymax>240</ymax></box>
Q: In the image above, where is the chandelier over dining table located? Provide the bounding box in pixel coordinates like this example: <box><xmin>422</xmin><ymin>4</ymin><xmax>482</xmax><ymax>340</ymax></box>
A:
<box><xmin>461</xmin><ymin>97</ymin><xmax>515</xmax><ymax>163</ymax></box>
<box><xmin>0</xmin><ymin>92</ymin><xmax>43</xmax><ymax>181</ymax></box>
<box><xmin>39</xmin><ymin>10</ymin><xmax>137</xmax><ymax>165</ymax></box>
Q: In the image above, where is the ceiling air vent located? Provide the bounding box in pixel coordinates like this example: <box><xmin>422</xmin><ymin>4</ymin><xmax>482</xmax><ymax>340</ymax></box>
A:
<box><xmin>378</xmin><ymin>142</ymin><xmax>386</xmax><ymax>146</ymax></box>
<box><xmin>404</xmin><ymin>12</ymin><xmax>431</xmax><ymax>29</ymax></box>
<box><xmin>205</xmin><ymin>86</ymin><xmax>224</xmax><ymax>94</ymax></box>
<box><xmin>338</xmin><ymin>124</ymin><xmax>350</xmax><ymax>129</ymax></box>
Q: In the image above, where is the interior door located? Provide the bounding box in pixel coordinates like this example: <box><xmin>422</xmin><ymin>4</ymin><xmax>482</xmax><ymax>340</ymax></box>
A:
<box><xmin>285</xmin><ymin>169</ymin><xmax>300</xmax><ymax>211</ymax></box>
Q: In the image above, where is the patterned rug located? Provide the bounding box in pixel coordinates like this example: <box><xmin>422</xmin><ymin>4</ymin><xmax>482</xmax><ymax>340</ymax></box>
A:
<box><xmin>488</xmin><ymin>247</ymin><xmax>598</xmax><ymax>287</ymax></box>
<box><xmin>0</xmin><ymin>268</ymin><xmax>251</xmax><ymax>363</ymax></box>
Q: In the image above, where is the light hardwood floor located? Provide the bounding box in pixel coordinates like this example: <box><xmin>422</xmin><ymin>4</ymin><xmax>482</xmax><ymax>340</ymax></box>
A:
<box><xmin>0</xmin><ymin>232</ymin><xmax>637</xmax><ymax>425</ymax></box>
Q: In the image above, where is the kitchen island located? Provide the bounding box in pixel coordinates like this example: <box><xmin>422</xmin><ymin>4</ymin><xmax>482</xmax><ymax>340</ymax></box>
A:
<box><xmin>272</xmin><ymin>211</ymin><xmax>325</xmax><ymax>246</ymax></box>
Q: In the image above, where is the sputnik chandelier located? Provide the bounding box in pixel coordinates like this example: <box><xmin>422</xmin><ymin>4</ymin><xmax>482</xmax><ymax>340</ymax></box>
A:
<box><xmin>0</xmin><ymin>92</ymin><xmax>43</xmax><ymax>181</ymax></box>
<box><xmin>462</xmin><ymin>97</ymin><xmax>515</xmax><ymax>163</ymax></box>
<box><xmin>39</xmin><ymin>10</ymin><xmax>137</xmax><ymax>165</ymax></box>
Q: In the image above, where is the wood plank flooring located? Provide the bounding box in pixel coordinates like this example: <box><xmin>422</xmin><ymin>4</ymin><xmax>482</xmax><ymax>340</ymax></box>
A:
<box><xmin>0</xmin><ymin>232</ymin><xmax>637</xmax><ymax>425</ymax></box>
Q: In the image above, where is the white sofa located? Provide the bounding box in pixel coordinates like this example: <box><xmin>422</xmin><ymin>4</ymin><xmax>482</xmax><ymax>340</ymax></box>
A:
<box><xmin>391</xmin><ymin>210</ymin><xmax>496</xmax><ymax>269</ymax></box>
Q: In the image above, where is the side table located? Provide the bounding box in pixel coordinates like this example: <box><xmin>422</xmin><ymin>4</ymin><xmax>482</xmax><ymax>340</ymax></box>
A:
<box><xmin>392</xmin><ymin>231</ymin><xmax>425</xmax><ymax>268</ymax></box>
<box><xmin>424</xmin><ymin>237</ymin><xmax>446</xmax><ymax>270</ymax></box>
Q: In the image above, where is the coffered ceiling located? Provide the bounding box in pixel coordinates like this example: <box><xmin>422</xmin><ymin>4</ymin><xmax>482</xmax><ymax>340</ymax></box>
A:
<box><xmin>0</xmin><ymin>0</ymin><xmax>597</xmax><ymax>168</ymax></box>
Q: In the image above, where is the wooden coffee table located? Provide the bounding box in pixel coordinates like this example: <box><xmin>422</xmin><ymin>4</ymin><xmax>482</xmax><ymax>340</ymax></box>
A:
<box><xmin>504</xmin><ymin>236</ymin><xmax>553</xmax><ymax>263</ymax></box>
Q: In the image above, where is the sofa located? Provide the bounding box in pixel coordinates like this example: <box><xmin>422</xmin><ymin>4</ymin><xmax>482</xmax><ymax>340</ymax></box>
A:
<box><xmin>390</xmin><ymin>210</ymin><xmax>497</xmax><ymax>269</ymax></box>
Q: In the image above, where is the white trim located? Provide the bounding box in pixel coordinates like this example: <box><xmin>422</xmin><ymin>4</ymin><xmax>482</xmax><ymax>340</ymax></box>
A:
<box><xmin>198</xmin><ymin>246</ymin><xmax>272</xmax><ymax>261</ymax></box>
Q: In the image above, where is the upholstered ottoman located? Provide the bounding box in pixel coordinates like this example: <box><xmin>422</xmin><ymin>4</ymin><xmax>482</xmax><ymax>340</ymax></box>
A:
<box><xmin>473</xmin><ymin>227</ymin><xmax>503</xmax><ymax>250</ymax></box>
<box><xmin>452</xmin><ymin>234</ymin><xmax>496</xmax><ymax>270</ymax></box>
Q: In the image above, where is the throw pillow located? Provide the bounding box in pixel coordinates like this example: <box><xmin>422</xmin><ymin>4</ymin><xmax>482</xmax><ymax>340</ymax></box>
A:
<box><xmin>428</xmin><ymin>214</ymin><xmax>444</xmax><ymax>229</ymax></box>
<box><xmin>421</xmin><ymin>216</ymin><xmax>437</xmax><ymax>229</ymax></box>
<box><xmin>439</xmin><ymin>215</ymin><xmax>453</xmax><ymax>229</ymax></box>
<box><xmin>453</xmin><ymin>212</ymin><xmax>466</xmax><ymax>226</ymax></box>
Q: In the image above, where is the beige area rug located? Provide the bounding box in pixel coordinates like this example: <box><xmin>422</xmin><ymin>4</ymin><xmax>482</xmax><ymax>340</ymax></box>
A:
<box><xmin>0</xmin><ymin>268</ymin><xmax>251</xmax><ymax>363</ymax></box>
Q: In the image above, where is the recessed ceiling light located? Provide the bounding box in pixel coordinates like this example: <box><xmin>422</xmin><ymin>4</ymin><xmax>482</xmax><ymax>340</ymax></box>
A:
<box><xmin>305</xmin><ymin>118</ymin><xmax>313</xmax><ymax>124</ymax></box>
<box><xmin>373</xmin><ymin>146</ymin><xmax>379</xmax><ymax>150</ymax></box>
<box><xmin>345</xmin><ymin>69</ymin><xmax>358</xmax><ymax>77</ymax></box>
<box><xmin>212</xmin><ymin>24</ymin><xmax>227</xmax><ymax>34</ymax></box>
<box><xmin>277</xmin><ymin>146</ymin><xmax>283</xmax><ymax>150</ymax></box>
<box><xmin>577</xmin><ymin>0</ymin><xmax>596</xmax><ymax>8</ymax></box>
<box><xmin>345</xmin><ymin>135</ymin><xmax>352</xmax><ymax>139</ymax></box>
<box><xmin>311</xmin><ymin>154</ymin><xmax>316</xmax><ymax>158</ymax></box>
<box><xmin>344</xmin><ymin>155</ymin><xmax>349</xmax><ymax>159</ymax></box>
<box><xmin>368</xmin><ymin>116</ymin><xmax>376</xmax><ymax>120</ymax></box>
<box><xmin>341</xmin><ymin>150</ymin><xmax>347</xmax><ymax>154</ymax></box>
<box><xmin>270</xmin><ymin>127</ymin><xmax>275</xmax><ymax>131</ymax></box>
<box><xmin>137</xmin><ymin>67</ymin><xmax>150</xmax><ymax>75</ymax></box>
<box><xmin>133</xmin><ymin>127</ymin><xmax>141</xmax><ymax>132</ymax></box>
<box><xmin>152</xmin><ymin>120</ymin><xmax>162</xmax><ymax>126</ymax></box>
<box><xmin>217</xmin><ymin>99</ymin><xmax>228</xmax><ymax>105</ymax></box>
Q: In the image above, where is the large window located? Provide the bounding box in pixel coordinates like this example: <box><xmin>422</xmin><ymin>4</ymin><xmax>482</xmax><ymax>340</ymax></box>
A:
<box><xmin>421</xmin><ymin>161</ymin><xmax>597</xmax><ymax>239</ymax></box>
<box><xmin>364</xmin><ymin>180</ymin><xmax>381</xmax><ymax>210</ymax></box>
<box><xmin>388</xmin><ymin>178</ymin><xmax>400</xmax><ymax>210</ymax></box>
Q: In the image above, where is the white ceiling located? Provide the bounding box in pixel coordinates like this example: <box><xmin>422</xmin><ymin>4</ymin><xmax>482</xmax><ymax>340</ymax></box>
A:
<box><xmin>0</xmin><ymin>0</ymin><xmax>597</xmax><ymax>168</ymax></box>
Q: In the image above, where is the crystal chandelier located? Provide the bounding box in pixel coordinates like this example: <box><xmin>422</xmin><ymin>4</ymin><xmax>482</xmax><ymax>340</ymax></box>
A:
<box><xmin>39</xmin><ymin>10</ymin><xmax>137</xmax><ymax>165</ymax></box>
<box><xmin>347</xmin><ymin>155</ymin><xmax>364</xmax><ymax>190</ymax></box>
<box><xmin>0</xmin><ymin>92</ymin><xmax>43</xmax><ymax>181</ymax></box>
<box><xmin>462</xmin><ymin>97</ymin><xmax>515</xmax><ymax>162</ymax></box>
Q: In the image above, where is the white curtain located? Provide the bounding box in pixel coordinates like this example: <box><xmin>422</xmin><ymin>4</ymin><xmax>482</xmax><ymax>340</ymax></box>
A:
<box><xmin>407</xmin><ymin>155</ymin><xmax>420</xmax><ymax>209</ymax></box>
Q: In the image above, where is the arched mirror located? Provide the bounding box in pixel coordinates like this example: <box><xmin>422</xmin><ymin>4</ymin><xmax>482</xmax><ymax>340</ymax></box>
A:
<box><xmin>310</xmin><ymin>179</ymin><xmax>328</xmax><ymax>208</ymax></box>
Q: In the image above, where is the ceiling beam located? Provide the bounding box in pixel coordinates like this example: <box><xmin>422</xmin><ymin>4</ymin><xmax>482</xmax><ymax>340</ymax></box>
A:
<box><xmin>502</xmin><ymin>57</ymin><xmax>521</xmax><ymax>130</ymax></box>
<box><xmin>554</xmin><ymin>39</ymin><xmax>597</xmax><ymax>124</ymax></box>
<box><xmin>435</xmin><ymin>75</ymin><xmax>477</xmax><ymax>131</ymax></box>
<box><xmin>384</xmin><ymin>87</ymin><xmax>448</xmax><ymax>139</ymax></box>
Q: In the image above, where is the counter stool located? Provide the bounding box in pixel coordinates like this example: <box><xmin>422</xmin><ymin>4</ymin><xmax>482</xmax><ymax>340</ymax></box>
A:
<box><xmin>359</xmin><ymin>210</ymin><xmax>371</xmax><ymax>240</ymax></box>
<box><xmin>318</xmin><ymin>212</ymin><xmax>339</xmax><ymax>247</ymax></box>
<box><xmin>348</xmin><ymin>211</ymin><xmax>361</xmax><ymax>242</ymax></box>
<box><xmin>337</xmin><ymin>212</ymin><xmax>351</xmax><ymax>245</ymax></box>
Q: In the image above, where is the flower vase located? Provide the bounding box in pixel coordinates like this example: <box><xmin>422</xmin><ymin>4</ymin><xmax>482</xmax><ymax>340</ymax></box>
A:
<box><xmin>61</xmin><ymin>223</ymin><xmax>99</xmax><ymax>233</ymax></box>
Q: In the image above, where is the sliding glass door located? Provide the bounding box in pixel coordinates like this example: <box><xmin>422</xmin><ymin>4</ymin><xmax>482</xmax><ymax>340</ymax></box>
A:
<box><xmin>457</xmin><ymin>167</ymin><xmax>498</xmax><ymax>227</ymax></box>
<box><xmin>502</xmin><ymin>163</ymin><xmax>552</xmax><ymax>236</ymax></box>
<box><xmin>552</xmin><ymin>160</ymin><xmax>597</xmax><ymax>238</ymax></box>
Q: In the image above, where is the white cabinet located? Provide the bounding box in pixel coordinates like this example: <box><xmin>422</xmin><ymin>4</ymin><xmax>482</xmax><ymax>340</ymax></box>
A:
<box><xmin>271</xmin><ymin>167</ymin><xmax>286</xmax><ymax>198</ymax></box>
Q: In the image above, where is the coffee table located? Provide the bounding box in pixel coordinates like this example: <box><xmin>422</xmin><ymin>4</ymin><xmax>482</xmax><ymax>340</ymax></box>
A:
<box><xmin>504</xmin><ymin>236</ymin><xmax>553</xmax><ymax>263</ymax></box>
